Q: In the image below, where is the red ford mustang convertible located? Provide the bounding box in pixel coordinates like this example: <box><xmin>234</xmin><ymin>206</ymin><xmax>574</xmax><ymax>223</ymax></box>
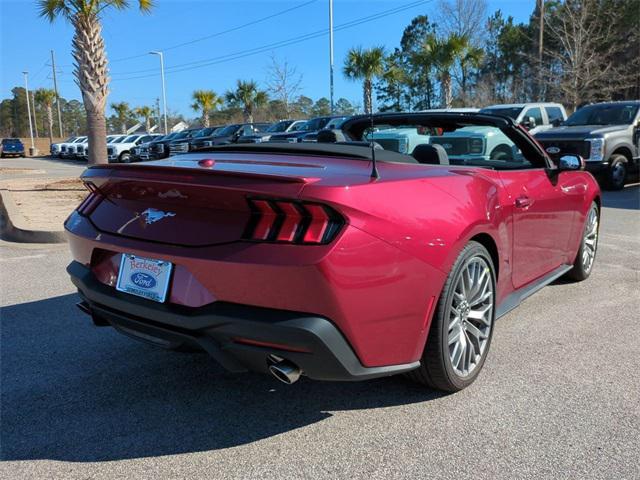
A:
<box><xmin>66</xmin><ymin>113</ymin><xmax>600</xmax><ymax>392</ymax></box>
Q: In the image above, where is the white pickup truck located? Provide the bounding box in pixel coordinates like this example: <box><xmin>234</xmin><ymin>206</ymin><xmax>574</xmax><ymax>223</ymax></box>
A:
<box><xmin>479</xmin><ymin>102</ymin><xmax>567</xmax><ymax>134</ymax></box>
<box><xmin>106</xmin><ymin>133</ymin><xmax>162</xmax><ymax>163</ymax></box>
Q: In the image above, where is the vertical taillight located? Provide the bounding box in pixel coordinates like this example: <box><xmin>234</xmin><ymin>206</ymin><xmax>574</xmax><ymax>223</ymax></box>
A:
<box><xmin>77</xmin><ymin>182</ymin><xmax>104</xmax><ymax>216</ymax></box>
<box><xmin>243</xmin><ymin>198</ymin><xmax>344</xmax><ymax>245</ymax></box>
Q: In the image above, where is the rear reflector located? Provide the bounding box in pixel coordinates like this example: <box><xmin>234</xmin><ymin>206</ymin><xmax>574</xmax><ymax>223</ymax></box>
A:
<box><xmin>243</xmin><ymin>198</ymin><xmax>343</xmax><ymax>245</ymax></box>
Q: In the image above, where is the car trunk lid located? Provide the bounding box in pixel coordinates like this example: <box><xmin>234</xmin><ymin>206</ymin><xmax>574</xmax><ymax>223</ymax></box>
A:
<box><xmin>80</xmin><ymin>153</ymin><xmax>350</xmax><ymax>246</ymax></box>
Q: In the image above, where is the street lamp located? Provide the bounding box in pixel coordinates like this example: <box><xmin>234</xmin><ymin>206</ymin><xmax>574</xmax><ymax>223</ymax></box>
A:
<box><xmin>329</xmin><ymin>0</ymin><xmax>334</xmax><ymax>114</ymax></box>
<box><xmin>22</xmin><ymin>71</ymin><xmax>35</xmax><ymax>154</ymax></box>
<box><xmin>150</xmin><ymin>51</ymin><xmax>168</xmax><ymax>134</ymax></box>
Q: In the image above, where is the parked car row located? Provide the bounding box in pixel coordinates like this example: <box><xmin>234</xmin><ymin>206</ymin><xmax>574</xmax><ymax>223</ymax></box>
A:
<box><xmin>44</xmin><ymin>100</ymin><xmax>639</xmax><ymax>189</ymax></box>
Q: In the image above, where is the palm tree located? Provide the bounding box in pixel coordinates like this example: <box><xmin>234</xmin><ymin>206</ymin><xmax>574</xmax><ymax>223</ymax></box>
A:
<box><xmin>191</xmin><ymin>90</ymin><xmax>223</xmax><ymax>127</ymax></box>
<box><xmin>134</xmin><ymin>105</ymin><xmax>154</xmax><ymax>132</ymax></box>
<box><xmin>421</xmin><ymin>34</ymin><xmax>468</xmax><ymax>108</ymax></box>
<box><xmin>34</xmin><ymin>89</ymin><xmax>57</xmax><ymax>147</ymax></box>
<box><xmin>111</xmin><ymin>102</ymin><xmax>130</xmax><ymax>134</ymax></box>
<box><xmin>381</xmin><ymin>53</ymin><xmax>407</xmax><ymax>111</ymax></box>
<box><xmin>38</xmin><ymin>0</ymin><xmax>153</xmax><ymax>165</ymax></box>
<box><xmin>225</xmin><ymin>80</ymin><xmax>268</xmax><ymax>123</ymax></box>
<box><xmin>459</xmin><ymin>44</ymin><xmax>484</xmax><ymax>99</ymax></box>
<box><xmin>342</xmin><ymin>46</ymin><xmax>385</xmax><ymax>114</ymax></box>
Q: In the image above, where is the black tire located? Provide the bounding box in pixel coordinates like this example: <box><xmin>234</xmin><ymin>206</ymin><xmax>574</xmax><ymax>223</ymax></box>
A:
<box><xmin>489</xmin><ymin>145</ymin><xmax>512</xmax><ymax>161</ymax></box>
<box><xmin>407</xmin><ymin>241</ymin><xmax>496</xmax><ymax>392</ymax></box>
<box><xmin>119</xmin><ymin>152</ymin><xmax>132</xmax><ymax>163</ymax></box>
<box><xmin>565</xmin><ymin>202</ymin><xmax>599</xmax><ymax>281</ymax></box>
<box><xmin>604</xmin><ymin>154</ymin><xmax>627</xmax><ymax>190</ymax></box>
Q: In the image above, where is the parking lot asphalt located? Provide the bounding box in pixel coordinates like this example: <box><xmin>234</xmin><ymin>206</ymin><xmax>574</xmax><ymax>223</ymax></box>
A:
<box><xmin>1</xmin><ymin>184</ymin><xmax>639</xmax><ymax>480</ymax></box>
<box><xmin>0</xmin><ymin>156</ymin><xmax>85</xmax><ymax>180</ymax></box>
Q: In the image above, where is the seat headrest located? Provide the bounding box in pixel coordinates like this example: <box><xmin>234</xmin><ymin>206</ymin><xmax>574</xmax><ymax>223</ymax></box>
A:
<box><xmin>412</xmin><ymin>143</ymin><xmax>449</xmax><ymax>165</ymax></box>
<box><xmin>317</xmin><ymin>129</ymin><xmax>347</xmax><ymax>143</ymax></box>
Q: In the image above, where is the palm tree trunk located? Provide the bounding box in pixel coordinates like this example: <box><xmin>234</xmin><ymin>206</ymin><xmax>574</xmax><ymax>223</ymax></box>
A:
<box><xmin>87</xmin><ymin>110</ymin><xmax>107</xmax><ymax>165</ymax></box>
<box><xmin>145</xmin><ymin>117</ymin><xmax>151</xmax><ymax>132</ymax></box>
<box><xmin>121</xmin><ymin>121</ymin><xmax>127</xmax><ymax>134</ymax></box>
<box><xmin>363</xmin><ymin>79</ymin><xmax>372</xmax><ymax>114</ymax></box>
<box><xmin>442</xmin><ymin>72</ymin><xmax>453</xmax><ymax>109</ymax></box>
<box><xmin>202</xmin><ymin>110</ymin><xmax>210</xmax><ymax>128</ymax></box>
<box><xmin>244</xmin><ymin>106</ymin><xmax>253</xmax><ymax>123</ymax></box>
<box><xmin>72</xmin><ymin>12</ymin><xmax>109</xmax><ymax>165</ymax></box>
<box><xmin>46</xmin><ymin>104</ymin><xmax>54</xmax><ymax>147</ymax></box>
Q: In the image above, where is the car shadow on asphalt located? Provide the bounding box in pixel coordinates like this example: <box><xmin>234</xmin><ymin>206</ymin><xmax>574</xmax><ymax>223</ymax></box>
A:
<box><xmin>1</xmin><ymin>293</ymin><xmax>444</xmax><ymax>462</ymax></box>
<box><xmin>601</xmin><ymin>184</ymin><xmax>639</xmax><ymax>210</ymax></box>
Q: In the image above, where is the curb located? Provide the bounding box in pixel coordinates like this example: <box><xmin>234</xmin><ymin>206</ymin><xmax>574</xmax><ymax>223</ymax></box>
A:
<box><xmin>0</xmin><ymin>188</ymin><xmax>67</xmax><ymax>243</ymax></box>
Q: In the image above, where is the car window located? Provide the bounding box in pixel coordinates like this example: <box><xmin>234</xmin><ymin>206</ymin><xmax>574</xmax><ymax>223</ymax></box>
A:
<box><xmin>545</xmin><ymin>106</ymin><xmax>565</xmax><ymax>123</ymax></box>
<box><xmin>427</xmin><ymin>126</ymin><xmax>531</xmax><ymax>169</ymax></box>
<box><xmin>523</xmin><ymin>107</ymin><xmax>543</xmax><ymax>126</ymax></box>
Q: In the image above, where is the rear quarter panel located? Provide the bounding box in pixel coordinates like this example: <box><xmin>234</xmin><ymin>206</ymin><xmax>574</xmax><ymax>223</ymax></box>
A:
<box><xmin>301</xmin><ymin>164</ymin><xmax>514</xmax><ymax>307</ymax></box>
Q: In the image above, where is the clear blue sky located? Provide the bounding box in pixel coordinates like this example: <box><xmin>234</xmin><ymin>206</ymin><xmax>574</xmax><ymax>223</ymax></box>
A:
<box><xmin>0</xmin><ymin>0</ymin><xmax>534</xmax><ymax>116</ymax></box>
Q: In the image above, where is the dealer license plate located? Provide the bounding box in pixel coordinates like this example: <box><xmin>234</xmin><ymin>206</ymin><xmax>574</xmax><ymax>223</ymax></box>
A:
<box><xmin>116</xmin><ymin>254</ymin><xmax>173</xmax><ymax>303</ymax></box>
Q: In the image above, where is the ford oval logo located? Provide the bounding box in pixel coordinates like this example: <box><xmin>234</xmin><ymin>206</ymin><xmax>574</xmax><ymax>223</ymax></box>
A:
<box><xmin>130</xmin><ymin>272</ymin><xmax>157</xmax><ymax>289</ymax></box>
<box><xmin>442</xmin><ymin>143</ymin><xmax>453</xmax><ymax>149</ymax></box>
<box><xmin>546</xmin><ymin>146</ymin><xmax>561</xmax><ymax>154</ymax></box>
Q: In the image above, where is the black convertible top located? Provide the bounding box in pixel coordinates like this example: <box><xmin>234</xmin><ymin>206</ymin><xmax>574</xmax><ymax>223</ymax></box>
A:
<box><xmin>342</xmin><ymin>112</ymin><xmax>515</xmax><ymax>140</ymax></box>
<box><xmin>193</xmin><ymin>112</ymin><xmax>547</xmax><ymax>168</ymax></box>
<box><xmin>193</xmin><ymin>142</ymin><xmax>418</xmax><ymax>164</ymax></box>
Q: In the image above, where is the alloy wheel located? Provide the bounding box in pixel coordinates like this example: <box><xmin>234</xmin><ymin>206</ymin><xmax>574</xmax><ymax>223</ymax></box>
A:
<box><xmin>447</xmin><ymin>257</ymin><xmax>494</xmax><ymax>377</ymax></box>
<box><xmin>582</xmin><ymin>205</ymin><xmax>599</xmax><ymax>273</ymax></box>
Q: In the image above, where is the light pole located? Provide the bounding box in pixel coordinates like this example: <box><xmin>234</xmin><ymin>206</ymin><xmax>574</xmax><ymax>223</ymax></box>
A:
<box><xmin>22</xmin><ymin>71</ymin><xmax>35</xmax><ymax>154</ymax></box>
<box><xmin>329</xmin><ymin>0</ymin><xmax>334</xmax><ymax>114</ymax></box>
<box><xmin>150</xmin><ymin>51</ymin><xmax>168</xmax><ymax>134</ymax></box>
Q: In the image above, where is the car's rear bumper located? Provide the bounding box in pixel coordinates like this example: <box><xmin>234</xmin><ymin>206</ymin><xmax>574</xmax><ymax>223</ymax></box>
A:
<box><xmin>68</xmin><ymin>261</ymin><xmax>419</xmax><ymax>381</ymax></box>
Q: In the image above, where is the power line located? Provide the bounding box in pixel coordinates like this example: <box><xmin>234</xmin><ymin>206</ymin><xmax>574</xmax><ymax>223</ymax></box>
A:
<box><xmin>59</xmin><ymin>0</ymin><xmax>318</xmax><ymax>67</ymax></box>
<box><xmin>111</xmin><ymin>0</ymin><xmax>429</xmax><ymax>82</ymax></box>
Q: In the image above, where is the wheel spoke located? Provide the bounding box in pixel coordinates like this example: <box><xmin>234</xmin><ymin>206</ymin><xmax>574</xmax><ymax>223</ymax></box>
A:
<box><xmin>464</xmin><ymin>321</ymin><xmax>486</xmax><ymax>342</ymax></box>
<box><xmin>468</xmin><ymin>304</ymin><xmax>492</xmax><ymax>324</ymax></box>
<box><xmin>448</xmin><ymin>327</ymin><xmax>461</xmax><ymax>345</ymax></box>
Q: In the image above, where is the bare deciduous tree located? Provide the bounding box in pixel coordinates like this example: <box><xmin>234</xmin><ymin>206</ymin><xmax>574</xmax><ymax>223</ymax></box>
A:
<box><xmin>266</xmin><ymin>54</ymin><xmax>303</xmax><ymax>118</ymax></box>
<box><xmin>436</xmin><ymin>0</ymin><xmax>488</xmax><ymax>46</ymax></box>
<box><xmin>543</xmin><ymin>0</ymin><xmax>632</xmax><ymax>110</ymax></box>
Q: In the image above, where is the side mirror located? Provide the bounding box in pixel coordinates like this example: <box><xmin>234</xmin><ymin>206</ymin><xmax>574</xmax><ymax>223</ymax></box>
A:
<box><xmin>558</xmin><ymin>154</ymin><xmax>583</xmax><ymax>171</ymax></box>
<box><xmin>551</xmin><ymin>118</ymin><xmax>562</xmax><ymax>127</ymax></box>
<box><xmin>521</xmin><ymin>116</ymin><xmax>536</xmax><ymax>130</ymax></box>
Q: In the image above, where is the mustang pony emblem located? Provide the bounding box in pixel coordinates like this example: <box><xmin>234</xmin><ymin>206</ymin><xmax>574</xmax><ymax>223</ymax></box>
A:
<box><xmin>141</xmin><ymin>208</ymin><xmax>176</xmax><ymax>225</ymax></box>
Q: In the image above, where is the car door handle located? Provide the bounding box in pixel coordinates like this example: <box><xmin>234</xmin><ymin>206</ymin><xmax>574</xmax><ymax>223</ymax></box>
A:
<box><xmin>515</xmin><ymin>196</ymin><xmax>533</xmax><ymax>209</ymax></box>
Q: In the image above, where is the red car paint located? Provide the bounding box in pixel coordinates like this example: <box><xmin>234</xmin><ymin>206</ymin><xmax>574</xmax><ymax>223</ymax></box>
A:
<box><xmin>66</xmin><ymin>146</ymin><xmax>600</xmax><ymax>368</ymax></box>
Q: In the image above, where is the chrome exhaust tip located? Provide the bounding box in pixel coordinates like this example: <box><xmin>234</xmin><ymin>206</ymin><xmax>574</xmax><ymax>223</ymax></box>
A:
<box><xmin>267</xmin><ymin>356</ymin><xmax>302</xmax><ymax>385</ymax></box>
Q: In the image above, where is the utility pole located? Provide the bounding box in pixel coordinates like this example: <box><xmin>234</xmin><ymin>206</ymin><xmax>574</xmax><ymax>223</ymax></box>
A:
<box><xmin>22</xmin><ymin>71</ymin><xmax>35</xmax><ymax>154</ymax></box>
<box><xmin>537</xmin><ymin>0</ymin><xmax>545</xmax><ymax>101</ymax></box>
<box><xmin>51</xmin><ymin>50</ymin><xmax>64</xmax><ymax>137</ymax></box>
<box><xmin>31</xmin><ymin>91</ymin><xmax>39</xmax><ymax>138</ymax></box>
<box><xmin>150</xmin><ymin>51</ymin><xmax>168</xmax><ymax>134</ymax></box>
<box><xmin>329</xmin><ymin>0</ymin><xmax>335</xmax><ymax>114</ymax></box>
<box><xmin>155</xmin><ymin>97</ymin><xmax>161</xmax><ymax>131</ymax></box>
